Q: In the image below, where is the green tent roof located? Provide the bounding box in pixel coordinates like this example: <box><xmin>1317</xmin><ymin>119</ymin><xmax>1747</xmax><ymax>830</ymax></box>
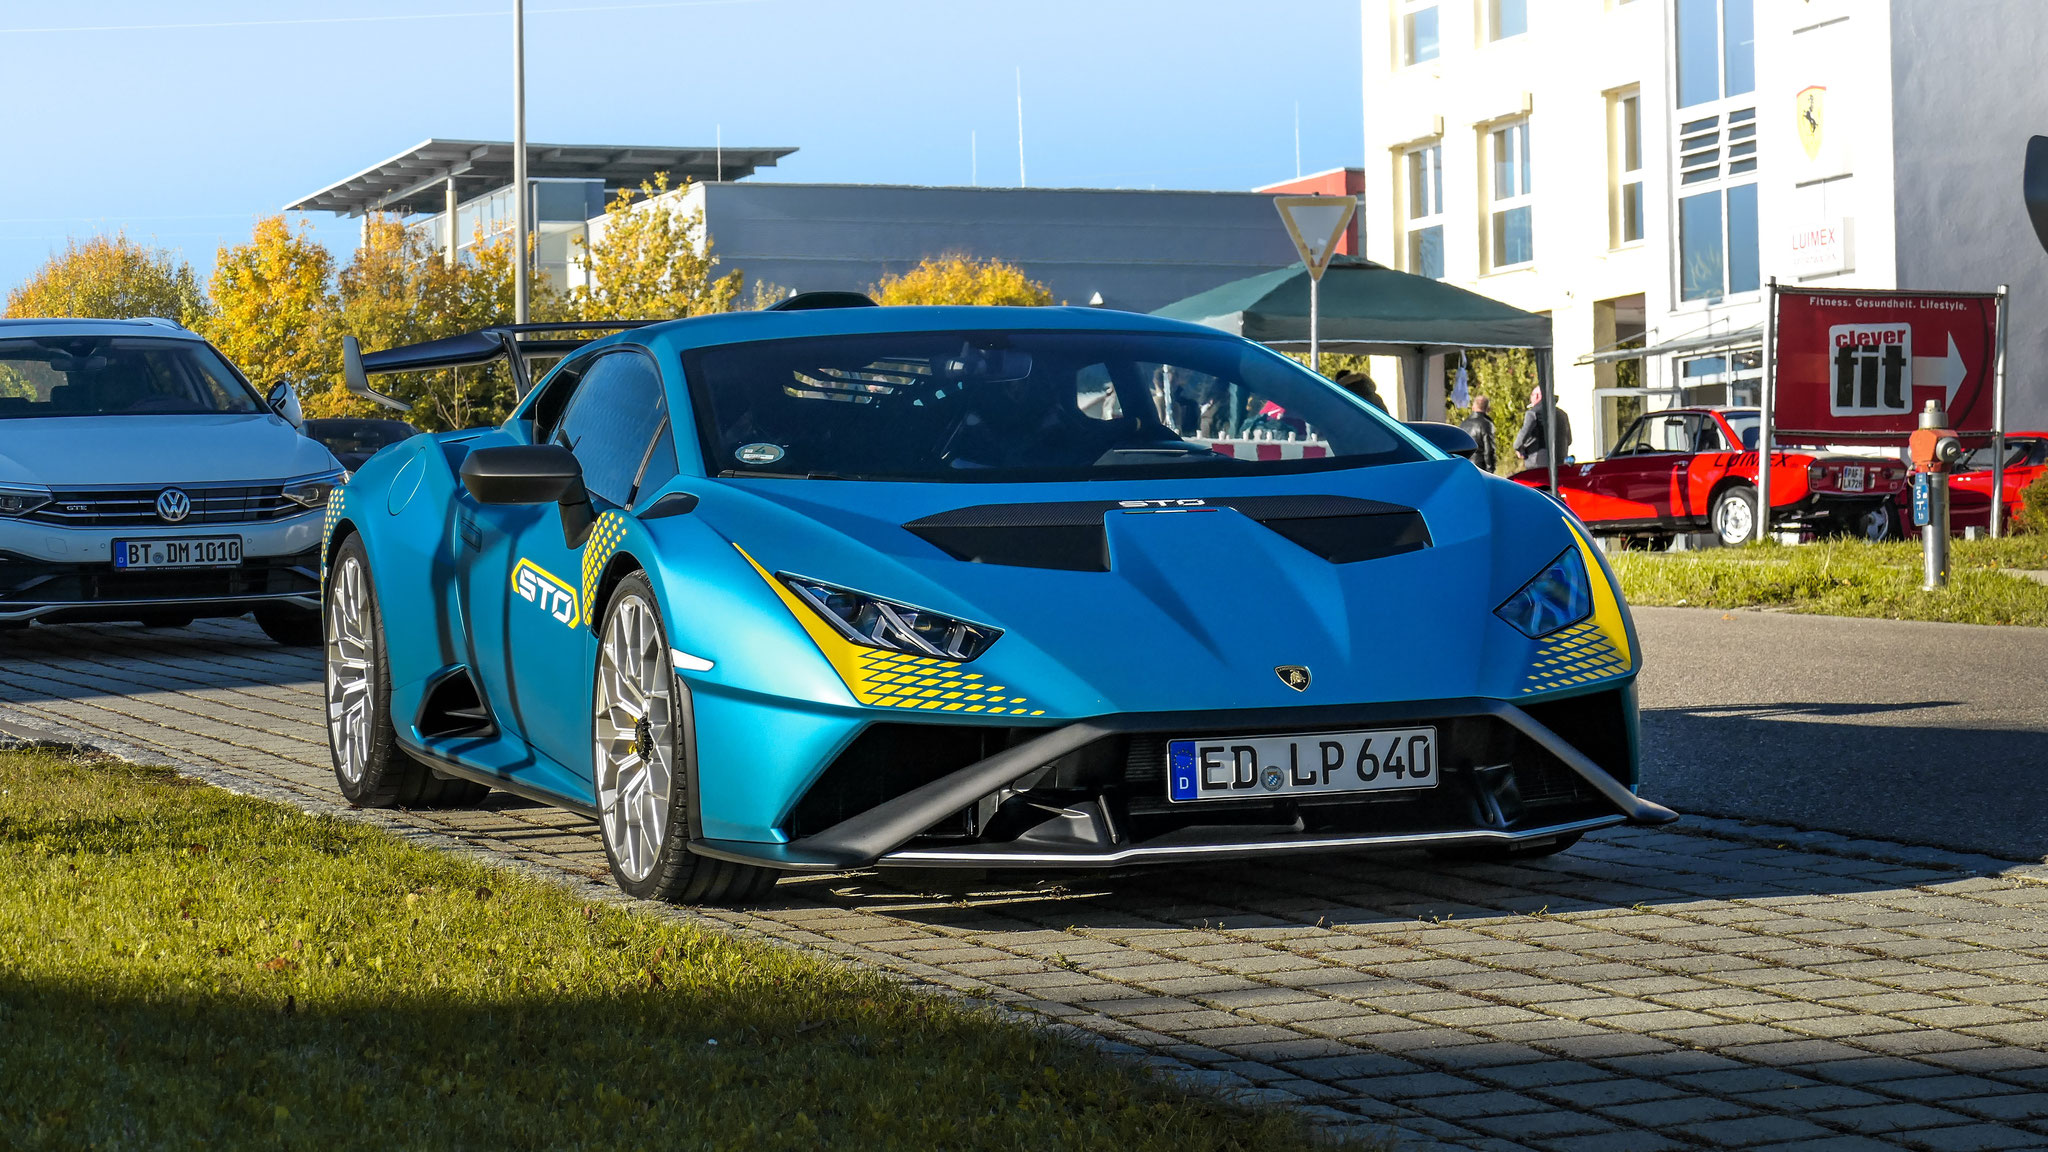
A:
<box><xmin>1151</xmin><ymin>254</ymin><xmax>1551</xmax><ymax>352</ymax></box>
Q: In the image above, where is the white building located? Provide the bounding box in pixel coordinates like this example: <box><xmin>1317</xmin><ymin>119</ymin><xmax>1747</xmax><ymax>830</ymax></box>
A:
<box><xmin>1361</xmin><ymin>0</ymin><xmax>2048</xmax><ymax>453</ymax></box>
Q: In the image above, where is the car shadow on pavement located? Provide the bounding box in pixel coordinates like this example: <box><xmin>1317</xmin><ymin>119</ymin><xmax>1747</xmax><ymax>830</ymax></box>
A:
<box><xmin>1642</xmin><ymin>704</ymin><xmax>2048</xmax><ymax>863</ymax></box>
<box><xmin>778</xmin><ymin>833</ymin><xmax>1989</xmax><ymax>933</ymax></box>
<box><xmin>0</xmin><ymin>619</ymin><xmax>318</xmax><ymax>699</ymax></box>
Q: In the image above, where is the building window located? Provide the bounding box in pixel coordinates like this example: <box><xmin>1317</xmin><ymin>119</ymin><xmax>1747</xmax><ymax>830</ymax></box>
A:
<box><xmin>1402</xmin><ymin>1</ymin><xmax>1439</xmax><ymax>65</ymax></box>
<box><xmin>1675</xmin><ymin>0</ymin><xmax>1754</xmax><ymax>109</ymax></box>
<box><xmin>1490</xmin><ymin>120</ymin><xmax>1533</xmax><ymax>269</ymax></box>
<box><xmin>1406</xmin><ymin>143</ymin><xmax>1445</xmax><ymax>278</ymax></box>
<box><xmin>1613</xmin><ymin>91</ymin><xmax>1643</xmax><ymax>245</ymax></box>
<box><xmin>1678</xmin><ymin>183</ymin><xmax>1758</xmax><ymax>301</ymax></box>
<box><xmin>1489</xmin><ymin>0</ymin><xmax>1528</xmax><ymax>40</ymax></box>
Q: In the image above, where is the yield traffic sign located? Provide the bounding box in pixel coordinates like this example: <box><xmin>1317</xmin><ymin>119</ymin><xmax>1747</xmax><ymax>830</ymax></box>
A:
<box><xmin>1273</xmin><ymin>195</ymin><xmax>1356</xmax><ymax>281</ymax></box>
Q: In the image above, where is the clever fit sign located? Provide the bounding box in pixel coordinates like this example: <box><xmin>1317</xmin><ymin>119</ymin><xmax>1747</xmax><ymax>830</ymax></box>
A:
<box><xmin>1771</xmin><ymin>288</ymin><xmax>2000</xmax><ymax>444</ymax></box>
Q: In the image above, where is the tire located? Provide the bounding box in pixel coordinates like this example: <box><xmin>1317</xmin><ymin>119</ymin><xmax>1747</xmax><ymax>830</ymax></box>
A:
<box><xmin>592</xmin><ymin>571</ymin><xmax>777</xmax><ymax>905</ymax></box>
<box><xmin>1430</xmin><ymin>832</ymin><xmax>1583</xmax><ymax>862</ymax></box>
<box><xmin>256</xmin><ymin>605</ymin><xmax>323</xmax><ymax>647</ymax></box>
<box><xmin>324</xmin><ymin>536</ymin><xmax>489</xmax><ymax>809</ymax></box>
<box><xmin>1825</xmin><ymin>502</ymin><xmax>1899</xmax><ymax>542</ymax></box>
<box><xmin>1710</xmin><ymin>484</ymin><xmax>1760</xmax><ymax>546</ymax></box>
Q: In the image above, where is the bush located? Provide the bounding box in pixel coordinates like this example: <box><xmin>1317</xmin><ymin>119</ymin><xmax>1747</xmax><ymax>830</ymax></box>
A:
<box><xmin>2018</xmin><ymin>471</ymin><xmax>2048</xmax><ymax>535</ymax></box>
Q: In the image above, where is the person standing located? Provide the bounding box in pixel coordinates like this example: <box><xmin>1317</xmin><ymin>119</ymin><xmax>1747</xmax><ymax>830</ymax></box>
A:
<box><xmin>1459</xmin><ymin>394</ymin><xmax>1498</xmax><ymax>472</ymax></box>
<box><xmin>1514</xmin><ymin>386</ymin><xmax>1572</xmax><ymax>470</ymax></box>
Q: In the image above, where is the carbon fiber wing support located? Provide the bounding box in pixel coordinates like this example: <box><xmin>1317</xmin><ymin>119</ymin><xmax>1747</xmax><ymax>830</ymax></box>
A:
<box><xmin>342</xmin><ymin>321</ymin><xmax>657</xmax><ymax>411</ymax></box>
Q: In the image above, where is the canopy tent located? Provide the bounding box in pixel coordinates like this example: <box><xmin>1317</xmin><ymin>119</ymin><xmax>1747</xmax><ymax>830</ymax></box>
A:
<box><xmin>1152</xmin><ymin>254</ymin><xmax>1565</xmax><ymax>490</ymax></box>
<box><xmin>1150</xmin><ymin>254</ymin><xmax>1552</xmax><ymax>355</ymax></box>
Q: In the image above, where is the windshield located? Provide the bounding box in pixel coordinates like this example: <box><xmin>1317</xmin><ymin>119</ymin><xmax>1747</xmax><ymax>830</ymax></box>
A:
<box><xmin>1963</xmin><ymin>437</ymin><xmax>2048</xmax><ymax>471</ymax></box>
<box><xmin>0</xmin><ymin>336</ymin><xmax>262</xmax><ymax>419</ymax></box>
<box><xmin>687</xmin><ymin>330</ymin><xmax>1425</xmax><ymax>482</ymax></box>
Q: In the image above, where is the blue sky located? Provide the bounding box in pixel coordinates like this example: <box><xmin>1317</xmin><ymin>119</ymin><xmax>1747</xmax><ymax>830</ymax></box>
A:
<box><xmin>0</xmin><ymin>0</ymin><xmax>1364</xmax><ymax>296</ymax></box>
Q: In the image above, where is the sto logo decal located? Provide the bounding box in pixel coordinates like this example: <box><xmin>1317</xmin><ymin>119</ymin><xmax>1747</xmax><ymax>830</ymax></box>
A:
<box><xmin>512</xmin><ymin>558</ymin><xmax>580</xmax><ymax>629</ymax></box>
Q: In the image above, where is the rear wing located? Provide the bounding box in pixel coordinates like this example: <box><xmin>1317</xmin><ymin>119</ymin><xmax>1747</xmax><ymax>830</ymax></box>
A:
<box><xmin>341</xmin><ymin>320</ymin><xmax>655</xmax><ymax>413</ymax></box>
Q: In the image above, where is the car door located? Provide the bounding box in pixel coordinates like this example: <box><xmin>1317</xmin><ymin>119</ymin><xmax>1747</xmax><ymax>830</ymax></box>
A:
<box><xmin>474</xmin><ymin>347</ymin><xmax>673</xmax><ymax>778</ymax></box>
<box><xmin>1585</xmin><ymin>414</ymin><xmax>1689</xmax><ymax>523</ymax></box>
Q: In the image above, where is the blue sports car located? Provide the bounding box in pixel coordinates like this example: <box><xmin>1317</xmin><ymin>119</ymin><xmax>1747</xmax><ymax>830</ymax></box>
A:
<box><xmin>322</xmin><ymin>297</ymin><xmax>1674</xmax><ymax>904</ymax></box>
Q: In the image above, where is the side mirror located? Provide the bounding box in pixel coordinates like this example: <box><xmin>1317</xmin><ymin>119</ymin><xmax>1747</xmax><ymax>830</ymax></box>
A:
<box><xmin>267</xmin><ymin>380</ymin><xmax>304</xmax><ymax>428</ymax></box>
<box><xmin>461</xmin><ymin>444</ymin><xmax>596</xmax><ymax>547</ymax></box>
<box><xmin>1405</xmin><ymin>420</ymin><xmax>1478</xmax><ymax>460</ymax></box>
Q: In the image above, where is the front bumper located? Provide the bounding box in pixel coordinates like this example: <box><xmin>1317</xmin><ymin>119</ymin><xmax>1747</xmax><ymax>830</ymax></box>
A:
<box><xmin>0</xmin><ymin>508</ymin><xmax>324</xmax><ymax>622</ymax></box>
<box><xmin>690</xmin><ymin>691</ymin><xmax>1676</xmax><ymax>872</ymax></box>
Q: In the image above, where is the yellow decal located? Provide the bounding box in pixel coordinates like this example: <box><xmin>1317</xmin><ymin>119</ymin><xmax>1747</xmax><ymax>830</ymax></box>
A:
<box><xmin>735</xmin><ymin>545</ymin><xmax>1045</xmax><ymax>716</ymax></box>
<box><xmin>1522</xmin><ymin>519</ymin><xmax>1634</xmax><ymax>694</ymax></box>
<box><xmin>580</xmin><ymin>510</ymin><xmax>630</xmax><ymax>626</ymax></box>
<box><xmin>320</xmin><ymin>489</ymin><xmax>347</xmax><ymax>577</ymax></box>
<box><xmin>512</xmin><ymin>558</ymin><xmax>581</xmax><ymax>630</ymax></box>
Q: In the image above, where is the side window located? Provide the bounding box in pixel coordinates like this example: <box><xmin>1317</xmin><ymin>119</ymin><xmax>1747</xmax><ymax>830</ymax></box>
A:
<box><xmin>530</xmin><ymin>354</ymin><xmax>594</xmax><ymax>442</ymax></box>
<box><xmin>552</xmin><ymin>350</ymin><xmax>666</xmax><ymax>506</ymax></box>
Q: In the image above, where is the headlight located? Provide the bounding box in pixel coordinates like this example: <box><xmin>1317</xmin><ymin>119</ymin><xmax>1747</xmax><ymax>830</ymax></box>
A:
<box><xmin>781</xmin><ymin>575</ymin><xmax>1001</xmax><ymax>661</ymax></box>
<box><xmin>280</xmin><ymin>471</ymin><xmax>345</xmax><ymax>509</ymax></box>
<box><xmin>0</xmin><ymin>483</ymin><xmax>52</xmax><ymax>518</ymax></box>
<box><xmin>1495</xmin><ymin>548</ymin><xmax>1593</xmax><ymax>639</ymax></box>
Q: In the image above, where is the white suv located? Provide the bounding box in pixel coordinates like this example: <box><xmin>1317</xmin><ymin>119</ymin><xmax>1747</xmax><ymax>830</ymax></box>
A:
<box><xmin>0</xmin><ymin>318</ymin><xmax>343</xmax><ymax>645</ymax></box>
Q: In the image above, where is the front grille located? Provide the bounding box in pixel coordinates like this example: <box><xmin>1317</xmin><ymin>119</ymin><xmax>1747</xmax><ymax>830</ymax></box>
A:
<box><xmin>785</xmin><ymin>695</ymin><xmax>1631</xmax><ymax>848</ymax></box>
<box><xmin>28</xmin><ymin>484</ymin><xmax>303</xmax><ymax>527</ymax></box>
<box><xmin>0</xmin><ymin>549</ymin><xmax>319</xmax><ymax>606</ymax></box>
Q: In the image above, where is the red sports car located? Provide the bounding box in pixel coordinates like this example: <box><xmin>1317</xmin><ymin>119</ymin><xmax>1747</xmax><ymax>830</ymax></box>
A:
<box><xmin>1947</xmin><ymin>431</ymin><xmax>2047</xmax><ymax>533</ymax></box>
<box><xmin>1510</xmin><ymin>407</ymin><xmax>1907</xmax><ymax>547</ymax></box>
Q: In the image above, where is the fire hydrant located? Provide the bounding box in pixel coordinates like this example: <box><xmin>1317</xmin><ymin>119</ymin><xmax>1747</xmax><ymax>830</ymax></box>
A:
<box><xmin>1908</xmin><ymin>399</ymin><xmax>1964</xmax><ymax>589</ymax></box>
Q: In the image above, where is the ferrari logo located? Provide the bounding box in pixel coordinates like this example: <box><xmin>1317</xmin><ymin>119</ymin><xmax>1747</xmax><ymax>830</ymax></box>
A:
<box><xmin>1797</xmin><ymin>85</ymin><xmax>1825</xmax><ymax>161</ymax></box>
<box><xmin>1275</xmin><ymin>665</ymin><xmax>1311</xmax><ymax>692</ymax></box>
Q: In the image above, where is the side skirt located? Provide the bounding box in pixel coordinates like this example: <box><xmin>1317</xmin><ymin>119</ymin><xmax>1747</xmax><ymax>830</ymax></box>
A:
<box><xmin>395</xmin><ymin>734</ymin><xmax>600</xmax><ymax>819</ymax></box>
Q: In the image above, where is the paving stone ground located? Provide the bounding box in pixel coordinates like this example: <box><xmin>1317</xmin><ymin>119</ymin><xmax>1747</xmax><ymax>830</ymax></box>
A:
<box><xmin>5</xmin><ymin>618</ymin><xmax>2048</xmax><ymax>1151</ymax></box>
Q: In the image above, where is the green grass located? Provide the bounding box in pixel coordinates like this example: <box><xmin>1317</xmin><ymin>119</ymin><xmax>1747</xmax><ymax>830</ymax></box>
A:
<box><xmin>1612</xmin><ymin>535</ymin><xmax>2048</xmax><ymax>626</ymax></box>
<box><xmin>0</xmin><ymin>749</ymin><xmax>1337</xmax><ymax>1151</ymax></box>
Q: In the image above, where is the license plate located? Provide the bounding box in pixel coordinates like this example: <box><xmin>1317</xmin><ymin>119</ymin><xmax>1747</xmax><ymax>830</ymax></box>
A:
<box><xmin>112</xmin><ymin>537</ymin><xmax>243</xmax><ymax>569</ymax></box>
<box><xmin>1840</xmin><ymin>465</ymin><xmax>1867</xmax><ymax>492</ymax></box>
<box><xmin>1167</xmin><ymin>727</ymin><xmax>1438</xmax><ymax>803</ymax></box>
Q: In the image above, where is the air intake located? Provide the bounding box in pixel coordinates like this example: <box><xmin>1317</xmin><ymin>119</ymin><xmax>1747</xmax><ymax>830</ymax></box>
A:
<box><xmin>906</xmin><ymin>495</ymin><xmax>1430</xmax><ymax>571</ymax></box>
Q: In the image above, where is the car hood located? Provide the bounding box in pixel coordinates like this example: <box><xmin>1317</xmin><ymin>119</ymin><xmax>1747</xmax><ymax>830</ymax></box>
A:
<box><xmin>679</xmin><ymin>461</ymin><xmax>1619</xmax><ymax>718</ymax></box>
<box><xmin>0</xmin><ymin>414</ymin><xmax>340</xmax><ymax>487</ymax></box>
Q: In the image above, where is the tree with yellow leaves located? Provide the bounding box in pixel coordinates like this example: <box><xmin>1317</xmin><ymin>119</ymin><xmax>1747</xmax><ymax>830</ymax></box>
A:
<box><xmin>5</xmin><ymin>234</ymin><xmax>207</xmax><ymax>325</ymax></box>
<box><xmin>571</xmin><ymin>174</ymin><xmax>742</xmax><ymax>321</ymax></box>
<box><xmin>871</xmin><ymin>253</ymin><xmax>1052</xmax><ymax>307</ymax></box>
<box><xmin>200</xmin><ymin>216</ymin><xmax>336</xmax><ymax>399</ymax></box>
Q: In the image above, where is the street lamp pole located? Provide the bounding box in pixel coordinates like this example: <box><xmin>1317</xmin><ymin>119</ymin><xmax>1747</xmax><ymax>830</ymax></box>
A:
<box><xmin>512</xmin><ymin>0</ymin><xmax>530</xmax><ymax>325</ymax></box>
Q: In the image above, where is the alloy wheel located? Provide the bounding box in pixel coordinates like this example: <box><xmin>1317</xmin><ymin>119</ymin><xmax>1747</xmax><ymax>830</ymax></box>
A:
<box><xmin>326</xmin><ymin>554</ymin><xmax>375</xmax><ymax>785</ymax></box>
<box><xmin>594</xmin><ymin>591</ymin><xmax>677</xmax><ymax>884</ymax></box>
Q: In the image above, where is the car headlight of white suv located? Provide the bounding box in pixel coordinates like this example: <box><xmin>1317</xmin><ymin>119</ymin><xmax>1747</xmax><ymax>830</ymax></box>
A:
<box><xmin>281</xmin><ymin>471</ymin><xmax>346</xmax><ymax>510</ymax></box>
<box><xmin>0</xmin><ymin>483</ymin><xmax>53</xmax><ymax>518</ymax></box>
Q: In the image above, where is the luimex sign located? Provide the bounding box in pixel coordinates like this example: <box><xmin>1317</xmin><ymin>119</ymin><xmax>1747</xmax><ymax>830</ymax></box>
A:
<box><xmin>1771</xmin><ymin>287</ymin><xmax>1999</xmax><ymax>445</ymax></box>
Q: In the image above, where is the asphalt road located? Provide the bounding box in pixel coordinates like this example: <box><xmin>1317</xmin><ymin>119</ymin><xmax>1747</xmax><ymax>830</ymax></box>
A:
<box><xmin>1635</xmin><ymin>607</ymin><xmax>2048</xmax><ymax>863</ymax></box>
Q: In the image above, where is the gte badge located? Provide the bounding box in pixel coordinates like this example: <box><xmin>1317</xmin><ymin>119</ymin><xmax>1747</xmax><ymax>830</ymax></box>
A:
<box><xmin>1830</xmin><ymin>323</ymin><xmax>1912</xmax><ymax>416</ymax></box>
<box><xmin>511</xmin><ymin>559</ymin><xmax>580</xmax><ymax>629</ymax></box>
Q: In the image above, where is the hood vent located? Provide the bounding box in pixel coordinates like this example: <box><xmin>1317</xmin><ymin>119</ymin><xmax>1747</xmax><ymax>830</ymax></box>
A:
<box><xmin>905</xmin><ymin>495</ymin><xmax>1430</xmax><ymax>572</ymax></box>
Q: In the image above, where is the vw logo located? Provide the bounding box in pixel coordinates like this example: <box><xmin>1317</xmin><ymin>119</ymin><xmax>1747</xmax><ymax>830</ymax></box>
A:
<box><xmin>155</xmin><ymin>488</ymin><xmax>191</xmax><ymax>523</ymax></box>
